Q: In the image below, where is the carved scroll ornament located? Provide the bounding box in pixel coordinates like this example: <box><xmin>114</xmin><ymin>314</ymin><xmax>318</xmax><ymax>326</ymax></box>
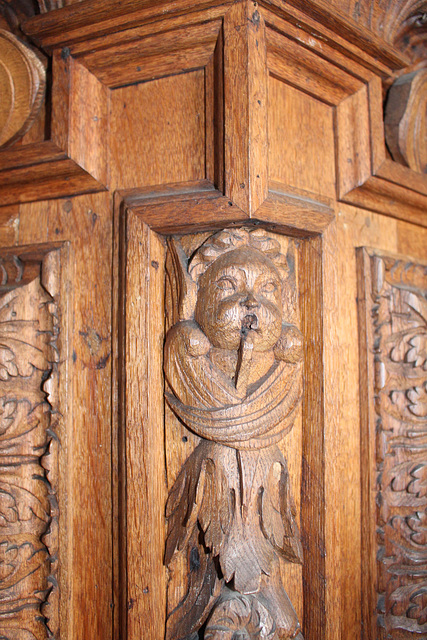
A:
<box><xmin>164</xmin><ymin>228</ymin><xmax>304</xmax><ymax>640</ymax></box>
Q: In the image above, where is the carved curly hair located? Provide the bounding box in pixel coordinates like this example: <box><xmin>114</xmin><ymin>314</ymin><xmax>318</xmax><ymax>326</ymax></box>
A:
<box><xmin>188</xmin><ymin>227</ymin><xmax>289</xmax><ymax>282</ymax></box>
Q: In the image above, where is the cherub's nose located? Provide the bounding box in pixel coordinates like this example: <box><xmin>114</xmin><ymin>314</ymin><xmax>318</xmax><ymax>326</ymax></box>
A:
<box><xmin>240</xmin><ymin>292</ymin><xmax>259</xmax><ymax>309</ymax></box>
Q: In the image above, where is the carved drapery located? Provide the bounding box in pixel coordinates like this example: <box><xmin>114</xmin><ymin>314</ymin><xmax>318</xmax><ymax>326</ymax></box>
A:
<box><xmin>358</xmin><ymin>248</ymin><xmax>427</xmax><ymax>639</ymax></box>
<box><xmin>0</xmin><ymin>246</ymin><xmax>64</xmax><ymax>640</ymax></box>
<box><xmin>163</xmin><ymin>228</ymin><xmax>303</xmax><ymax>640</ymax></box>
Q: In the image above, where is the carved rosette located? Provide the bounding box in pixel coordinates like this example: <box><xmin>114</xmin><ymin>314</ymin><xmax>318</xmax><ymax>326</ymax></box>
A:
<box><xmin>164</xmin><ymin>228</ymin><xmax>304</xmax><ymax>640</ymax></box>
<box><xmin>358</xmin><ymin>249</ymin><xmax>427</xmax><ymax>638</ymax></box>
<box><xmin>0</xmin><ymin>249</ymin><xmax>61</xmax><ymax>640</ymax></box>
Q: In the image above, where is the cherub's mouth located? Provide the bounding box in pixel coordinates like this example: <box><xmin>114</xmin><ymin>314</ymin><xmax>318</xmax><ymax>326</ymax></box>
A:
<box><xmin>241</xmin><ymin>313</ymin><xmax>258</xmax><ymax>336</ymax></box>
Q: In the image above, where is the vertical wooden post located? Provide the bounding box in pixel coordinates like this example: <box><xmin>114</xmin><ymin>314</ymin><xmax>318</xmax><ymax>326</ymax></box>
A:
<box><xmin>223</xmin><ymin>0</ymin><xmax>268</xmax><ymax>214</ymax></box>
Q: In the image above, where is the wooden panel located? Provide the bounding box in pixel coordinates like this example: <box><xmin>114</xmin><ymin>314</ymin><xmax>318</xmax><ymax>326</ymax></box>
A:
<box><xmin>268</xmin><ymin>78</ymin><xmax>336</xmax><ymax>199</ymax></box>
<box><xmin>117</xmin><ymin>220</ymin><xmax>318</xmax><ymax>638</ymax></box>
<box><xmin>109</xmin><ymin>72</ymin><xmax>205</xmax><ymax>190</ymax></box>
<box><xmin>323</xmin><ymin>208</ymin><xmax>394</xmax><ymax>640</ymax></box>
<box><xmin>17</xmin><ymin>193</ymin><xmax>113</xmax><ymax>640</ymax></box>
<box><xmin>322</xmin><ymin>205</ymin><xmax>427</xmax><ymax>640</ymax></box>
<box><xmin>358</xmin><ymin>248</ymin><xmax>427</xmax><ymax>640</ymax></box>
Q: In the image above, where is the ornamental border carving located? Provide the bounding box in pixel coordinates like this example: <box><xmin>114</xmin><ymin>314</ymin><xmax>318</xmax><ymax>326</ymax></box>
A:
<box><xmin>0</xmin><ymin>243</ymin><xmax>67</xmax><ymax>640</ymax></box>
<box><xmin>358</xmin><ymin>247</ymin><xmax>427</xmax><ymax>639</ymax></box>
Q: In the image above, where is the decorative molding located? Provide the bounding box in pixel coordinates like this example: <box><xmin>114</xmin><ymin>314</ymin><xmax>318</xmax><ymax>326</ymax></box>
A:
<box><xmin>358</xmin><ymin>248</ymin><xmax>427</xmax><ymax>639</ymax></box>
<box><xmin>163</xmin><ymin>228</ymin><xmax>304</xmax><ymax>639</ymax></box>
<box><xmin>261</xmin><ymin>10</ymin><xmax>427</xmax><ymax>226</ymax></box>
<box><xmin>385</xmin><ymin>69</ymin><xmax>427</xmax><ymax>175</ymax></box>
<box><xmin>0</xmin><ymin>0</ymin><xmax>71</xmax><ymax>36</ymax></box>
<box><xmin>0</xmin><ymin>29</ymin><xmax>45</xmax><ymax>148</ymax></box>
<box><xmin>0</xmin><ymin>245</ymin><xmax>64</xmax><ymax>640</ymax></box>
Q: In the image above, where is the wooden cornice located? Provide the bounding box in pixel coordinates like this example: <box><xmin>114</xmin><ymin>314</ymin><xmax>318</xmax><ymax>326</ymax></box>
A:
<box><xmin>22</xmin><ymin>0</ymin><xmax>410</xmax><ymax>71</ymax></box>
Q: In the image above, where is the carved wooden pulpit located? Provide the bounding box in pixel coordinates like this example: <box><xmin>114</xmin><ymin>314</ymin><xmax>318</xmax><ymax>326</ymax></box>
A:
<box><xmin>0</xmin><ymin>1</ymin><xmax>426</xmax><ymax>639</ymax></box>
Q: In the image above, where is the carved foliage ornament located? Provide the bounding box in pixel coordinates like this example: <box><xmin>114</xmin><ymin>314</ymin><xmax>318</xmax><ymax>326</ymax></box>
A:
<box><xmin>359</xmin><ymin>249</ymin><xmax>427</xmax><ymax>638</ymax></box>
<box><xmin>164</xmin><ymin>228</ymin><xmax>304</xmax><ymax>640</ymax></box>
<box><xmin>0</xmin><ymin>250</ymin><xmax>60</xmax><ymax>640</ymax></box>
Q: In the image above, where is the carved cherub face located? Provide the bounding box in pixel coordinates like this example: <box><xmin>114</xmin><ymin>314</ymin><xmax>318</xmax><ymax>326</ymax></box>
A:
<box><xmin>194</xmin><ymin>246</ymin><xmax>283</xmax><ymax>352</ymax></box>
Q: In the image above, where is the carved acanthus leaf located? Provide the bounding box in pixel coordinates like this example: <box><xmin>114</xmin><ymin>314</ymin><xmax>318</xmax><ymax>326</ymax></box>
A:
<box><xmin>205</xmin><ymin>589</ymin><xmax>276</xmax><ymax>640</ymax></box>
<box><xmin>407</xmin><ymin>383</ymin><xmax>427</xmax><ymax>416</ymax></box>
<box><xmin>0</xmin><ymin>285</ymin><xmax>53</xmax><ymax>380</ymax></box>
<box><xmin>0</xmin><ymin>262</ymin><xmax>60</xmax><ymax>640</ymax></box>
<box><xmin>389</xmin><ymin>461</ymin><xmax>427</xmax><ymax>498</ymax></box>
<box><xmin>391</xmin><ymin>510</ymin><xmax>427</xmax><ymax>546</ymax></box>
<box><xmin>407</xmin><ymin>334</ymin><xmax>427</xmax><ymax>369</ymax></box>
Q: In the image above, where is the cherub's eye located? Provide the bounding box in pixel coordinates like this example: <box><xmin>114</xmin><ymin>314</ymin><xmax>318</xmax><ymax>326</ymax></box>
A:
<box><xmin>216</xmin><ymin>276</ymin><xmax>236</xmax><ymax>291</ymax></box>
<box><xmin>261</xmin><ymin>281</ymin><xmax>277</xmax><ymax>294</ymax></box>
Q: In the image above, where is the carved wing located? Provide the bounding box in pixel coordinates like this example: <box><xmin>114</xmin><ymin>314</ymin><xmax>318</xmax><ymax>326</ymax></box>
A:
<box><xmin>165</xmin><ymin>237</ymin><xmax>197</xmax><ymax>329</ymax></box>
<box><xmin>260</xmin><ymin>458</ymin><xmax>303</xmax><ymax>564</ymax></box>
<box><xmin>166</xmin><ymin>528</ymin><xmax>221</xmax><ymax>640</ymax></box>
<box><xmin>198</xmin><ymin>457</ymin><xmax>234</xmax><ymax>557</ymax></box>
<box><xmin>165</xmin><ymin>443</ymin><xmax>205</xmax><ymax>565</ymax></box>
<box><xmin>165</xmin><ymin>442</ymin><xmax>222</xmax><ymax>640</ymax></box>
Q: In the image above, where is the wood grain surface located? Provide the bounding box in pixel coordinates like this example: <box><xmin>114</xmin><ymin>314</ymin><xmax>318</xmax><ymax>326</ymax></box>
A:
<box><xmin>109</xmin><ymin>73</ymin><xmax>205</xmax><ymax>191</ymax></box>
<box><xmin>0</xmin><ymin>1</ymin><xmax>425</xmax><ymax>639</ymax></box>
<box><xmin>121</xmin><ymin>211</ymin><xmax>167</xmax><ymax>638</ymax></box>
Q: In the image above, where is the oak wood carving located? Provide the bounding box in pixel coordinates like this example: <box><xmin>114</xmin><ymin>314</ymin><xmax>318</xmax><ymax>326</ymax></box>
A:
<box><xmin>0</xmin><ymin>29</ymin><xmax>45</xmax><ymax>148</ymax></box>
<box><xmin>385</xmin><ymin>69</ymin><xmax>427</xmax><ymax>174</ymax></box>
<box><xmin>0</xmin><ymin>246</ymin><xmax>63</xmax><ymax>640</ymax></box>
<box><xmin>358</xmin><ymin>248</ymin><xmax>427</xmax><ymax>639</ymax></box>
<box><xmin>163</xmin><ymin>228</ymin><xmax>303</xmax><ymax>640</ymax></box>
